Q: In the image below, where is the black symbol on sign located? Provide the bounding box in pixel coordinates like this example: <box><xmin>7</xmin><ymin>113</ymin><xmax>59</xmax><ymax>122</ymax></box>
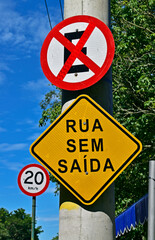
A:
<box><xmin>64</xmin><ymin>31</ymin><xmax>89</xmax><ymax>74</ymax></box>
<box><xmin>24</xmin><ymin>171</ymin><xmax>44</xmax><ymax>185</ymax></box>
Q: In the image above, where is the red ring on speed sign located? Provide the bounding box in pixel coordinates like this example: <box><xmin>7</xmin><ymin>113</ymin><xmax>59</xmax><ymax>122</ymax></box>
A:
<box><xmin>18</xmin><ymin>164</ymin><xmax>49</xmax><ymax>197</ymax></box>
<box><xmin>41</xmin><ymin>15</ymin><xmax>115</xmax><ymax>91</ymax></box>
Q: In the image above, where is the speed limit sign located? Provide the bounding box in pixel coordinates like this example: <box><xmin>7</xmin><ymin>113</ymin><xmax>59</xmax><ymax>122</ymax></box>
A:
<box><xmin>18</xmin><ymin>164</ymin><xmax>50</xmax><ymax>196</ymax></box>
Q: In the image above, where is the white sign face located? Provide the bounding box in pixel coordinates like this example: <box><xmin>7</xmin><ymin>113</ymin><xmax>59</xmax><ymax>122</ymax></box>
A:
<box><xmin>41</xmin><ymin>15</ymin><xmax>115</xmax><ymax>90</ymax></box>
<box><xmin>47</xmin><ymin>22</ymin><xmax>107</xmax><ymax>83</ymax></box>
<box><xmin>18</xmin><ymin>164</ymin><xmax>49</xmax><ymax>196</ymax></box>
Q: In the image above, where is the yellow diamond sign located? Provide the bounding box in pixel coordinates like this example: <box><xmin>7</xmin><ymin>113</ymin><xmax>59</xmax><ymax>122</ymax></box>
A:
<box><xmin>30</xmin><ymin>95</ymin><xmax>142</xmax><ymax>205</ymax></box>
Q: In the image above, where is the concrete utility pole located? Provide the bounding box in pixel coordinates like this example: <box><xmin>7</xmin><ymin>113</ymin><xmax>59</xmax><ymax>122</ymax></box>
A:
<box><xmin>59</xmin><ymin>0</ymin><xmax>115</xmax><ymax>239</ymax></box>
<box><xmin>148</xmin><ymin>160</ymin><xmax>155</xmax><ymax>240</ymax></box>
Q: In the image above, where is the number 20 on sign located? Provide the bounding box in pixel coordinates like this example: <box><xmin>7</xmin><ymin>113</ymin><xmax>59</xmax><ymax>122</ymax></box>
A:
<box><xmin>18</xmin><ymin>164</ymin><xmax>49</xmax><ymax>197</ymax></box>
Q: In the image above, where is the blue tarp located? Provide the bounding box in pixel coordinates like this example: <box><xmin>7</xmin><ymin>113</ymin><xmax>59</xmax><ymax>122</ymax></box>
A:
<box><xmin>115</xmin><ymin>194</ymin><xmax>148</xmax><ymax>237</ymax></box>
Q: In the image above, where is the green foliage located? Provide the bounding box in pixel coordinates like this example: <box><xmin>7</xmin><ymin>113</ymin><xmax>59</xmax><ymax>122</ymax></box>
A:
<box><xmin>49</xmin><ymin>173</ymin><xmax>60</xmax><ymax>195</ymax></box>
<box><xmin>0</xmin><ymin>223</ymin><xmax>10</xmax><ymax>240</ymax></box>
<box><xmin>118</xmin><ymin>222</ymin><xmax>147</xmax><ymax>240</ymax></box>
<box><xmin>0</xmin><ymin>208</ymin><xmax>43</xmax><ymax>240</ymax></box>
<box><xmin>39</xmin><ymin>0</ymin><xmax>154</xmax><ymax>239</ymax></box>
<box><xmin>39</xmin><ymin>88</ymin><xmax>62</xmax><ymax>127</ymax></box>
<box><xmin>51</xmin><ymin>233</ymin><xmax>59</xmax><ymax>240</ymax></box>
<box><xmin>111</xmin><ymin>0</ymin><xmax>154</xmax><ymax>238</ymax></box>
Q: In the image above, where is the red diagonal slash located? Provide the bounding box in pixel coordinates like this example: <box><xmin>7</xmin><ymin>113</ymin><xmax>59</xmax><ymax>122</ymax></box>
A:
<box><xmin>55</xmin><ymin>23</ymin><xmax>101</xmax><ymax>81</ymax></box>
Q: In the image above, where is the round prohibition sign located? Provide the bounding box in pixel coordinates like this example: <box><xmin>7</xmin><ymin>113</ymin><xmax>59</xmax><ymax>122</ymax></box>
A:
<box><xmin>41</xmin><ymin>15</ymin><xmax>115</xmax><ymax>90</ymax></box>
<box><xmin>18</xmin><ymin>164</ymin><xmax>49</xmax><ymax>197</ymax></box>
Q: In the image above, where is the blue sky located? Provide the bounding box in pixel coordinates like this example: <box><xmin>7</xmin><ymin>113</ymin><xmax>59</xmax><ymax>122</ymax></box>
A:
<box><xmin>0</xmin><ymin>0</ymin><xmax>63</xmax><ymax>239</ymax></box>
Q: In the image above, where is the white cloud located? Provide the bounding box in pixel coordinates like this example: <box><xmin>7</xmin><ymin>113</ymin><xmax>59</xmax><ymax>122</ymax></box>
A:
<box><xmin>0</xmin><ymin>61</ymin><xmax>12</xmax><ymax>72</ymax></box>
<box><xmin>0</xmin><ymin>1</ymin><xmax>50</xmax><ymax>51</ymax></box>
<box><xmin>0</xmin><ymin>72</ymin><xmax>5</xmax><ymax>85</ymax></box>
<box><xmin>15</xmin><ymin>128</ymin><xmax>22</xmax><ymax>132</ymax></box>
<box><xmin>27</xmin><ymin>132</ymin><xmax>42</xmax><ymax>141</ymax></box>
<box><xmin>0</xmin><ymin>159</ymin><xmax>24</xmax><ymax>171</ymax></box>
<box><xmin>0</xmin><ymin>127</ymin><xmax>7</xmax><ymax>132</ymax></box>
<box><xmin>22</xmin><ymin>78</ymin><xmax>52</xmax><ymax>101</ymax></box>
<box><xmin>0</xmin><ymin>143</ymin><xmax>27</xmax><ymax>152</ymax></box>
<box><xmin>15</xmin><ymin>118</ymin><xmax>47</xmax><ymax>133</ymax></box>
<box><xmin>45</xmin><ymin>187</ymin><xmax>56</xmax><ymax>194</ymax></box>
<box><xmin>24</xmin><ymin>78</ymin><xmax>50</xmax><ymax>91</ymax></box>
<box><xmin>16</xmin><ymin>118</ymin><xmax>35</xmax><ymax>126</ymax></box>
<box><xmin>0</xmin><ymin>0</ymin><xmax>62</xmax><ymax>86</ymax></box>
<box><xmin>37</xmin><ymin>216</ymin><xmax>59</xmax><ymax>222</ymax></box>
<box><xmin>0</xmin><ymin>61</ymin><xmax>13</xmax><ymax>84</ymax></box>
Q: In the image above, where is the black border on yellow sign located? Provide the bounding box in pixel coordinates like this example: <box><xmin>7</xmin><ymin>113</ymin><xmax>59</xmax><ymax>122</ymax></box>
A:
<box><xmin>30</xmin><ymin>95</ymin><xmax>142</xmax><ymax>205</ymax></box>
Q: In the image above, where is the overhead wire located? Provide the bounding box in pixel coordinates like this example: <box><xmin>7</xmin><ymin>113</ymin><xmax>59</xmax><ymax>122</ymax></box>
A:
<box><xmin>59</xmin><ymin>0</ymin><xmax>64</xmax><ymax>20</ymax></box>
<box><xmin>44</xmin><ymin>0</ymin><xmax>52</xmax><ymax>30</ymax></box>
<box><xmin>44</xmin><ymin>0</ymin><xmax>64</xmax><ymax>31</ymax></box>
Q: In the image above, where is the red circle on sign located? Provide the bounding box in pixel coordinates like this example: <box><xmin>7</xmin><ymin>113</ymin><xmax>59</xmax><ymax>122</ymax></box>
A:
<box><xmin>41</xmin><ymin>15</ymin><xmax>115</xmax><ymax>90</ymax></box>
<box><xmin>18</xmin><ymin>164</ymin><xmax>49</xmax><ymax>197</ymax></box>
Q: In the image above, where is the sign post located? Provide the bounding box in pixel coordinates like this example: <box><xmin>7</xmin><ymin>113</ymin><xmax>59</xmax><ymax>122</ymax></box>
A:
<box><xmin>31</xmin><ymin>196</ymin><xmax>36</xmax><ymax>240</ymax></box>
<box><xmin>18</xmin><ymin>164</ymin><xmax>49</xmax><ymax>240</ymax></box>
<box><xmin>148</xmin><ymin>160</ymin><xmax>155</xmax><ymax>240</ymax></box>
